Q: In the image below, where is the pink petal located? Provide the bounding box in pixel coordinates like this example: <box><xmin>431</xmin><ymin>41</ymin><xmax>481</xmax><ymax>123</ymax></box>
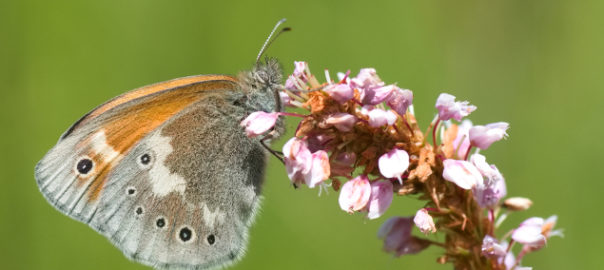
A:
<box><xmin>240</xmin><ymin>111</ymin><xmax>279</xmax><ymax>137</ymax></box>
<box><xmin>442</xmin><ymin>159</ymin><xmax>482</xmax><ymax>189</ymax></box>
<box><xmin>293</xmin><ymin>61</ymin><xmax>308</xmax><ymax>77</ymax></box>
<box><xmin>378</xmin><ymin>148</ymin><xmax>409</xmax><ymax>183</ymax></box>
<box><xmin>283</xmin><ymin>138</ymin><xmax>312</xmax><ymax>185</ymax></box>
<box><xmin>367</xmin><ymin>108</ymin><xmax>397</xmax><ymax>127</ymax></box>
<box><xmin>304</xmin><ymin>150</ymin><xmax>331</xmax><ymax>188</ymax></box>
<box><xmin>378</xmin><ymin>216</ymin><xmax>413</xmax><ymax>252</ymax></box>
<box><xmin>360</xmin><ymin>84</ymin><xmax>395</xmax><ymax>105</ymax></box>
<box><xmin>279</xmin><ymin>91</ymin><xmax>293</xmax><ymax>107</ymax></box>
<box><xmin>452</xmin><ymin>120</ymin><xmax>473</xmax><ymax>158</ymax></box>
<box><xmin>435</xmin><ymin>93</ymin><xmax>476</xmax><ymax>121</ymax></box>
<box><xmin>512</xmin><ymin>224</ymin><xmax>546</xmax><ymax>246</ymax></box>
<box><xmin>470</xmin><ymin>154</ymin><xmax>498</xmax><ymax>179</ymax></box>
<box><xmin>324</xmin><ymin>83</ymin><xmax>354</xmax><ymax>104</ymax></box>
<box><xmin>413</xmin><ymin>208</ymin><xmax>436</xmax><ymax>234</ymax></box>
<box><xmin>387</xmin><ymin>87</ymin><xmax>413</xmax><ymax>116</ymax></box>
<box><xmin>469</xmin><ymin>122</ymin><xmax>509</xmax><ymax>149</ymax></box>
<box><xmin>324</xmin><ymin>113</ymin><xmax>356</xmax><ymax>132</ymax></box>
<box><xmin>367</xmin><ymin>180</ymin><xmax>394</xmax><ymax>220</ymax></box>
<box><xmin>351</xmin><ymin>68</ymin><xmax>384</xmax><ymax>90</ymax></box>
<box><xmin>481</xmin><ymin>236</ymin><xmax>507</xmax><ymax>259</ymax></box>
<box><xmin>338</xmin><ymin>175</ymin><xmax>371</xmax><ymax>213</ymax></box>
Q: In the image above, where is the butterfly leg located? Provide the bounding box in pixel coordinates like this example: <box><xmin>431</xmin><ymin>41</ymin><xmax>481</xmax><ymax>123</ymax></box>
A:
<box><xmin>260</xmin><ymin>131</ymin><xmax>284</xmax><ymax>164</ymax></box>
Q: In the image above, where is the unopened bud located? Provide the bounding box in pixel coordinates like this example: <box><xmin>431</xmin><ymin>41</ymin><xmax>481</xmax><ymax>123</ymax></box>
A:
<box><xmin>503</xmin><ymin>197</ymin><xmax>533</xmax><ymax>211</ymax></box>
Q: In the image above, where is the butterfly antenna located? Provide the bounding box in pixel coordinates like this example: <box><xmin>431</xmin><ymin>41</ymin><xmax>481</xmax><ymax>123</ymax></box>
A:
<box><xmin>256</xmin><ymin>18</ymin><xmax>291</xmax><ymax>65</ymax></box>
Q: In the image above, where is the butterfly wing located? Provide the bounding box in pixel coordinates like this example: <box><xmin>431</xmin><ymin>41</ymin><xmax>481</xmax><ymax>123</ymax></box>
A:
<box><xmin>35</xmin><ymin>75</ymin><xmax>268</xmax><ymax>269</ymax></box>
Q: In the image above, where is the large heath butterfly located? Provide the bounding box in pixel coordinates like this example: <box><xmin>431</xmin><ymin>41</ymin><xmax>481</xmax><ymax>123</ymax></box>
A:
<box><xmin>35</xmin><ymin>19</ymin><xmax>289</xmax><ymax>269</ymax></box>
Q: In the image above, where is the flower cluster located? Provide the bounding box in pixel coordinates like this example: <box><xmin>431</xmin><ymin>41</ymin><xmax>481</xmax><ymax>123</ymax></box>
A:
<box><xmin>241</xmin><ymin>61</ymin><xmax>561</xmax><ymax>269</ymax></box>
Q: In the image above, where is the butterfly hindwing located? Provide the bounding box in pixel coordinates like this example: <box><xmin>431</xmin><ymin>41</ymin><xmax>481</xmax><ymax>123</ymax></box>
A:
<box><xmin>91</xmin><ymin>100</ymin><xmax>266</xmax><ymax>269</ymax></box>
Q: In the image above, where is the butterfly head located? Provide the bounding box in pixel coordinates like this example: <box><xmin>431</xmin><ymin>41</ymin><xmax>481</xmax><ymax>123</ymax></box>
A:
<box><xmin>238</xmin><ymin>58</ymin><xmax>283</xmax><ymax>114</ymax></box>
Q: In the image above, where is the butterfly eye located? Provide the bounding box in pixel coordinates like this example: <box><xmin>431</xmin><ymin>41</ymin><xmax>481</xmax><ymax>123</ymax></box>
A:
<box><xmin>207</xmin><ymin>234</ymin><xmax>216</xmax><ymax>245</ymax></box>
<box><xmin>126</xmin><ymin>187</ymin><xmax>136</xmax><ymax>196</ymax></box>
<box><xmin>135</xmin><ymin>206</ymin><xmax>144</xmax><ymax>215</ymax></box>
<box><xmin>76</xmin><ymin>158</ymin><xmax>94</xmax><ymax>175</ymax></box>
<box><xmin>178</xmin><ymin>227</ymin><xmax>194</xmax><ymax>243</ymax></box>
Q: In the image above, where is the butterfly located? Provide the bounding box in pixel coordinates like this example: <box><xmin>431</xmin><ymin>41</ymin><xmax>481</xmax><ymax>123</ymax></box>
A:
<box><xmin>34</xmin><ymin>19</ymin><xmax>289</xmax><ymax>269</ymax></box>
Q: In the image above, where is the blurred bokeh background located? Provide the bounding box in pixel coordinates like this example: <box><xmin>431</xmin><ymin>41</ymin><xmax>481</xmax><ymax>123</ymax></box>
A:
<box><xmin>1</xmin><ymin>0</ymin><xmax>601</xmax><ymax>269</ymax></box>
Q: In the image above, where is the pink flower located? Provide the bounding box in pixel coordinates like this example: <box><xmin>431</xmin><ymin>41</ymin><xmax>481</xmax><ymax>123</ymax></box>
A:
<box><xmin>283</xmin><ymin>138</ymin><xmax>331</xmax><ymax>188</ymax></box>
<box><xmin>350</xmin><ymin>68</ymin><xmax>396</xmax><ymax>105</ymax></box>
<box><xmin>469</xmin><ymin>122</ymin><xmax>509</xmax><ymax>149</ymax></box>
<box><xmin>365</xmin><ymin>107</ymin><xmax>397</xmax><ymax>127</ymax></box>
<box><xmin>285</xmin><ymin>61</ymin><xmax>310</xmax><ymax>90</ymax></box>
<box><xmin>469</xmin><ymin>154</ymin><xmax>507</xmax><ymax>208</ymax></box>
<box><xmin>324</xmin><ymin>83</ymin><xmax>354</xmax><ymax>104</ymax></box>
<box><xmin>338</xmin><ymin>175</ymin><xmax>372</xmax><ymax>213</ymax></box>
<box><xmin>413</xmin><ymin>209</ymin><xmax>436</xmax><ymax>234</ymax></box>
<box><xmin>324</xmin><ymin>113</ymin><xmax>356</xmax><ymax>132</ymax></box>
<box><xmin>435</xmin><ymin>93</ymin><xmax>477</xmax><ymax>121</ymax></box>
<box><xmin>378</xmin><ymin>148</ymin><xmax>409</xmax><ymax>184</ymax></box>
<box><xmin>367</xmin><ymin>180</ymin><xmax>394</xmax><ymax>220</ymax></box>
<box><xmin>442</xmin><ymin>159</ymin><xmax>482</xmax><ymax>189</ymax></box>
<box><xmin>360</xmin><ymin>85</ymin><xmax>396</xmax><ymax>105</ymax></box>
<box><xmin>283</xmin><ymin>138</ymin><xmax>312</xmax><ymax>185</ymax></box>
<box><xmin>473</xmin><ymin>174</ymin><xmax>506</xmax><ymax>209</ymax></box>
<box><xmin>451</xmin><ymin>120</ymin><xmax>473</xmax><ymax>158</ymax></box>
<box><xmin>351</xmin><ymin>68</ymin><xmax>384</xmax><ymax>90</ymax></box>
<box><xmin>481</xmin><ymin>235</ymin><xmax>507</xmax><ymax>259</ymax></box>
<box><xmin>305</xmin><ymin>150</ymin><xmax>331</xmax><ymax>188</ymax></box>
<box><xmin>240</xmin><ymin>111</ymin><xmax>279</xmax><ymax>137</ymax></box>
<box><xmin>512</xmin><ymin>215</ymin><xmax>562</xmax><ymax>250</ymax></box>
<box><xmin>470</xmin><ymin>153</ymin><xmax>500</xmax><ymax>182</ymax></box>
<box><xmin>387</xmin><ymin>87</ymin><xmax>413</xmax><ymax>116</ymax></box>
<box><xmin>378</xmin><ymin>217</ymin><xmax>431</xmax><ymax>257</ymax></box>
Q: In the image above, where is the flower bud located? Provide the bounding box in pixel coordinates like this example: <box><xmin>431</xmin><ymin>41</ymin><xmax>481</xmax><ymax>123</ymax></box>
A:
<box><xmin>503</xmin><ymin>197</ymin><xmax>533</xmax><ymax>211</ymax></box>
<box><xmin>413</xmin><ymin>208</ymin><xmax>436</xmax><ymax>234</ymax></box>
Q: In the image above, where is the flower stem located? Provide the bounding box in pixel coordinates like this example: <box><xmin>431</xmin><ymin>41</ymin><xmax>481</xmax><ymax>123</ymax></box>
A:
<box><xmin>463</xmin><ymin>144</ymin><xmax>473</xmax><ymax>160</ymax></box>
<box><xmin>432</xmin><ymin>118</ymin><xmax>441</xmax><ymax>148</ymax></box>
<box><xmin>278</xmin><ymin>112</ymin><xmax>307</xmax><ymax>118</ymax></box>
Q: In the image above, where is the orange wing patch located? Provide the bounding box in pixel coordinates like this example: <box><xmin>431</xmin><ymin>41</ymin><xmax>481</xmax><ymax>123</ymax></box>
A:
<box><xmin>64</xmin><ymin>75</ymin><xmax>237</xmax><ymax>138</ymax></box>
<box><xmin>74</xmin><ymin>78</ymin><xmax>238</xmax><ymax>201</ymax></box>
<box><xmin>88</xmin><ymin>75</ymin><xmax>237</xmax><ymax>120</ymax></box>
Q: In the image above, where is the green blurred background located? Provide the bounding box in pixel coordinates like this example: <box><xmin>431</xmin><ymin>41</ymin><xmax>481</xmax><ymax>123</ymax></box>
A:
<box><xmin>1</xmin><ymin>0</ymin><xmax>601</xmax><ymax>269</ymax></box>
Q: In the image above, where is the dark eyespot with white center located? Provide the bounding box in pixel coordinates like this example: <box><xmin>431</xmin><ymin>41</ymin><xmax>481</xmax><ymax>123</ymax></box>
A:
<box><xmin>207</xmin><ymin>234</ymin><xmax>215</xmax><ymax>245</ymax></box>
<box><xmin>156</xmin><ymin>218</ymin><xmax>166</xmax><ymax>228</ymax></box>
<box><xmin>178</xmin><ymin>227</ymin><xmax>193</xmax><ymax>242</ymax></box>
<box><xmin>76</xmin><ymin>158</ymin><xmax>93</xmax><ymax>175</ymax></box>
<box><xmin>137</xmin><ymin>152</ymin><xmax>154</xmax><ymax>169</ymax></box>
<box><xmin>135</xmin><ymin>207</ymin><xmax>143</xmax><ymax>215</ymax></box>
<box><xmin>126</xmin><ymin>187</ymin><xmax>136</xmax><ymax>196</ymax></box>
